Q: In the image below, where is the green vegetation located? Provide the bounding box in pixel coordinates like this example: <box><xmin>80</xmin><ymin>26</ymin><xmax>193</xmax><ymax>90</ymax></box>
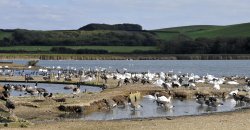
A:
<box><xmin>153</xmin><ymin>23</ymin><xmax>250</xmax><ymax>40</ymax></box>
<box><xmin>0</xmin><ymin>30</ymin><xmax>12</xmax><ymax>40</ymax></box>
<box><xmin>0</xmin><ymin>22</ymin><xmax>250</xmax><ymax>55</ymax></box>
<box><xmin>0</xmin><ymin>46</ymin><xmax>158</xmax><ymax>53</ymax></box>
<box><xmin>79</xmin><ymin>23</ymin><xmax>142</xmax><ymax>31</ymax></box>
<box><xmin>7</xmin><ymin>29</ymin><xmax>157</xmax><ymax>46</ymax></box>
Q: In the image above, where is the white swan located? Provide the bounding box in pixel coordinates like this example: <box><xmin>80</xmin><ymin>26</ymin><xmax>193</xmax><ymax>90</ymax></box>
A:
<box><xmin>227</xmin><ymin>81</ymin><xmax>239</xmax><ymax>85</ymax></box>
<box><xmin>143</xmin><ymin>95</ymin><xmax>156</xmax><ymax>100</ymax></box>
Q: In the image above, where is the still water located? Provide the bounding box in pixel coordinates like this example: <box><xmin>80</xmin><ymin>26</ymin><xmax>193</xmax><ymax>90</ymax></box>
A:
<box><xmin>3</xmin><ymin>60</ymin><xmax>250</xmax><ymax>77</ymax></box>
<box><xmin>60</xmin><ymin>98</ymin><xmax>248</xmax><ymax>120</ymax></box>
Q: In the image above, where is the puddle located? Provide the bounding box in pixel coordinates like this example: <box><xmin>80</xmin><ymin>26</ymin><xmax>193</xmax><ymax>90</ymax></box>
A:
<box><xmin>0</xmin><ymin>82</ymin><xmax>102</xmax><ymax>96</ymax></box>
<box><xmin>60</xmin><ymin>98</ymin><xmax>249</xmax><ymax>120</ymax></box>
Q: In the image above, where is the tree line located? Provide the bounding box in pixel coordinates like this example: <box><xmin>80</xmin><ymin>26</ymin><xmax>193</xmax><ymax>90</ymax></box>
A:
<box><xmin>158</xmin><ymin>34</ymin><xmax>250</xmax><ymax>54</ymax></box>
<box><xmin>78</xmin><ymin>23</ymin><xmax>142</xmax><ymax>31</ymax></box>
<box><xmin>0</xmin><ymin>29</ymin><xmax>158</xmax><ymax>46</ymax></box>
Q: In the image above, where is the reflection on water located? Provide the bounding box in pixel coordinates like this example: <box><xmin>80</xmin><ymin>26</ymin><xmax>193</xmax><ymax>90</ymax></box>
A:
<box><xmin>0</xmin><ymin>82</ymin><xmax>102</xmax><ymax>96</ymax></box>
<box><xmin>60</xmin><ymin>98</ymin><xmax>249</xmax><ymax>120</ymax></box>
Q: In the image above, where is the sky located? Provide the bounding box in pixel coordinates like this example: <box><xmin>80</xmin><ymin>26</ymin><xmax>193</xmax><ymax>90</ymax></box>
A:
<box><xmin>0</xmin><ymin>0</ymin><xmax>250</xmax><ymax>30</ymax></box>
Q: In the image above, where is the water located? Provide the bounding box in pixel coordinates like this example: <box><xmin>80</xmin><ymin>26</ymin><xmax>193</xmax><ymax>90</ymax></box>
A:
<box><xmin>2</xmin><ymin>60</ymin><xmax>250</xmax><ymax>77</ymax></box>
<box><xmin>0</xmin><ymin>82</ymin><xmax>102</xmax><ymax>96</ymax></box>
<box><xmin>60</xmin><ymin>98</ymin><xmax>248</xmax><ymax>120</ymax></box>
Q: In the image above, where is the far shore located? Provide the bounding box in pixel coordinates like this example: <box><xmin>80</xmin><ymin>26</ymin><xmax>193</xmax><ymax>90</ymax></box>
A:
<box><xmin>1</xmin><ymin>54</ymin><xmax>250</xmax><ymax>60</ymax></box>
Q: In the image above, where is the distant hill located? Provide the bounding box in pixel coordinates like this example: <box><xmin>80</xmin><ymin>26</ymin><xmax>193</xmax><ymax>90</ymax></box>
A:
<box><xmin>153</xmin><ymin>23</ymin><xmax>250</xmax><ymax>40</ymax></box>
<box><xmin>1</xmin><ymin>22</ymin><xmax>250</xmax><ymax>46</ymax></box>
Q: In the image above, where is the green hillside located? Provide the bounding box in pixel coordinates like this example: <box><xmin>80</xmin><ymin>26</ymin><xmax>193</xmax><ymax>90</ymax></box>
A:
<box><xmin>0</xmin><ymin>30</ymin><xmax>12</xmax><ymax>40</ymax></box>
<box><xmin>153</xmin><ymin>23</ymin><xmax>250</xmax><ymax>40</ymax></box>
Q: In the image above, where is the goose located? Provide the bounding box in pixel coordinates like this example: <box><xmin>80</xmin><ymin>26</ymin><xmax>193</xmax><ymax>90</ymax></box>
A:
<box><xmin>3</xmin><ymin>84</ymin><xmax>14</xmax><ymax>91</ymax></box>
<box><xmin>101</xmin><ymin>84</ymin><xmax>108</xmax><ymax>91</ymax></box>
<box><xmin>172</xmin><ymin>81</ymin><xmax>181</xmax><ymax>88</ymax></box>
<box><xmin>104</xmin><ymin>99</ymin><xmax>117</xmax><ymax>109</ymax></box>
<box><xmin>162</xmin><ymin>82</ymin><xmax>172</xmax><ymax>90</ymax></box>
<box><xmin>116</xmin><ymin>79</ymin><xmax>123</xmax><ymax>87</ymax></box>
<box><xmin>64</xmin><ymin>85</ymin><xmax>75</xmax><ymax>90</ymax></box>
<box><xmin>196</xmin><ymin>94</ymin><xmax>206</xmax><ymax>105</ymax></box>
<box><xmin>72</xmin><ymin>83</ymin><xmax>81</xmax><ymax>97</ymax></box>
<box><xmin>205</xmin><ymin>97</ymin><xmax>223</xmax><ymax>107</ymax></box>
<box><xmin>233</xmin><ymin>93</ymin><xmax>250</xmax><ymax>103</ymax></box>
<box><xmin>229</xmin><ymin>89</ymin><xmax>239</xmax><ymax>96</ymax></box>
<box><xmin>43</xmin><ymin>92</ymin><xmax>53</xmax><ymax>99</ymax></box>
<box><xmin>5</xmin><ymin>99</ymin><xmax>15</xmax><ymax>114</ymax></box>
<box><xmin>34</xmin><ymin>82</ymin><xmax>48</xmax><ymax>97</ymax></box>
<box><xmin>25</xmin><ymin>86</ymin><xmax>39</xmax><ymax>95</ymax></box>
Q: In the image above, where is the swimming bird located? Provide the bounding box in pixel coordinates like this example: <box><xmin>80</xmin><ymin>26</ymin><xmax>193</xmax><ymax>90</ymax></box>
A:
<box><xmin>143</xmin><ymin>94</ymin><xmax>156</xmax><ymax>100</ymax></box>
<box><xmin>64</xmin><ymin>85</ymin><xmax>75</xmax><ymax>90</ymax></box>
<box><xmin>196</xmin><ymin>94</ymin><xmax>206</xmax><ymax>106</ymax></box>
<box><xmin>205</xmin><ymin>97</ymin><xmax>223</xmax><ymax>107</ymax></box>
<box><xmin>154</xmin><ymin>92</ymin><xmax>173</xmax><ymax>109</ymax></box>
<box><xmin>101</xmin><ymin>84</ymin><xmax>108</xmax><ymax>91</ymax></box>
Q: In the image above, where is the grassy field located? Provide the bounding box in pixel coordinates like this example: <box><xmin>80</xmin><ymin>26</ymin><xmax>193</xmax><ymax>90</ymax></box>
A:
<box><xmin>0</xmin><ymin>46</ymin><xmax>159</xmax><ymax>53</ymax></box>
<box><xmin>153</xmin><ymin>23</ymin><xmax>250</xmax><ymax>40</ymax></box>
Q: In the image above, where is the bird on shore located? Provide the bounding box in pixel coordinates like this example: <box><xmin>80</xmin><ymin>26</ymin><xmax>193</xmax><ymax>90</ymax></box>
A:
<box><xmin>34</xmin><ymin>82</ymin><xmax>48</xmax><ymax>97</ymax></box>
<box><xmin>5</xmin><ymin>99</ymin><xmax>15</xmax><ymax>114</ymax></box>
<box><xmin>72</xmin><ymin>83</ymin><xmax>81</xmax><ymax>97</ymax></box>
<box><xmin>43</xmin><ymin>92</ymin><xmax>53</xmax><ymax>99</ymax></box>
<box><xmin>213</xmin><ymin>82</ymin><xmax>220</xmax><ymax>90</ymax></box>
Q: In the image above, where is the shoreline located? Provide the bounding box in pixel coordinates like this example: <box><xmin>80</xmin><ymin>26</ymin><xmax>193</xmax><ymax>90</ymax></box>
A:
<box><xmin>1</xmin><ymin>54</ymin><xmax>250</xmax><ymax>60</ymax></box>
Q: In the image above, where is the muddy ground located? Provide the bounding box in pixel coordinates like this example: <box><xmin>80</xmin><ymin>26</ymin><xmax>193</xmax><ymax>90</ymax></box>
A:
<box><xmin>0</xmin><ymin>76</ymin><xmax>249</xmax><ymax>129</ymax></box>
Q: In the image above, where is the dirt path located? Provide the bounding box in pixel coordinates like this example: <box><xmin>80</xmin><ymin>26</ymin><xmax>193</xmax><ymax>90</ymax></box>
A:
<box><xmin>2</xmin><ymin>109</ymin><xmax>250</xmax><ymax>130</ymax></box>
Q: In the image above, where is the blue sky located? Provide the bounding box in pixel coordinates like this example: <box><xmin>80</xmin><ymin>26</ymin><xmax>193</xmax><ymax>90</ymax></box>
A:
<box><xmin>0</xmin><ymin>0</ymin><xmax>250</xmax><ymax>30</ymax></box>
